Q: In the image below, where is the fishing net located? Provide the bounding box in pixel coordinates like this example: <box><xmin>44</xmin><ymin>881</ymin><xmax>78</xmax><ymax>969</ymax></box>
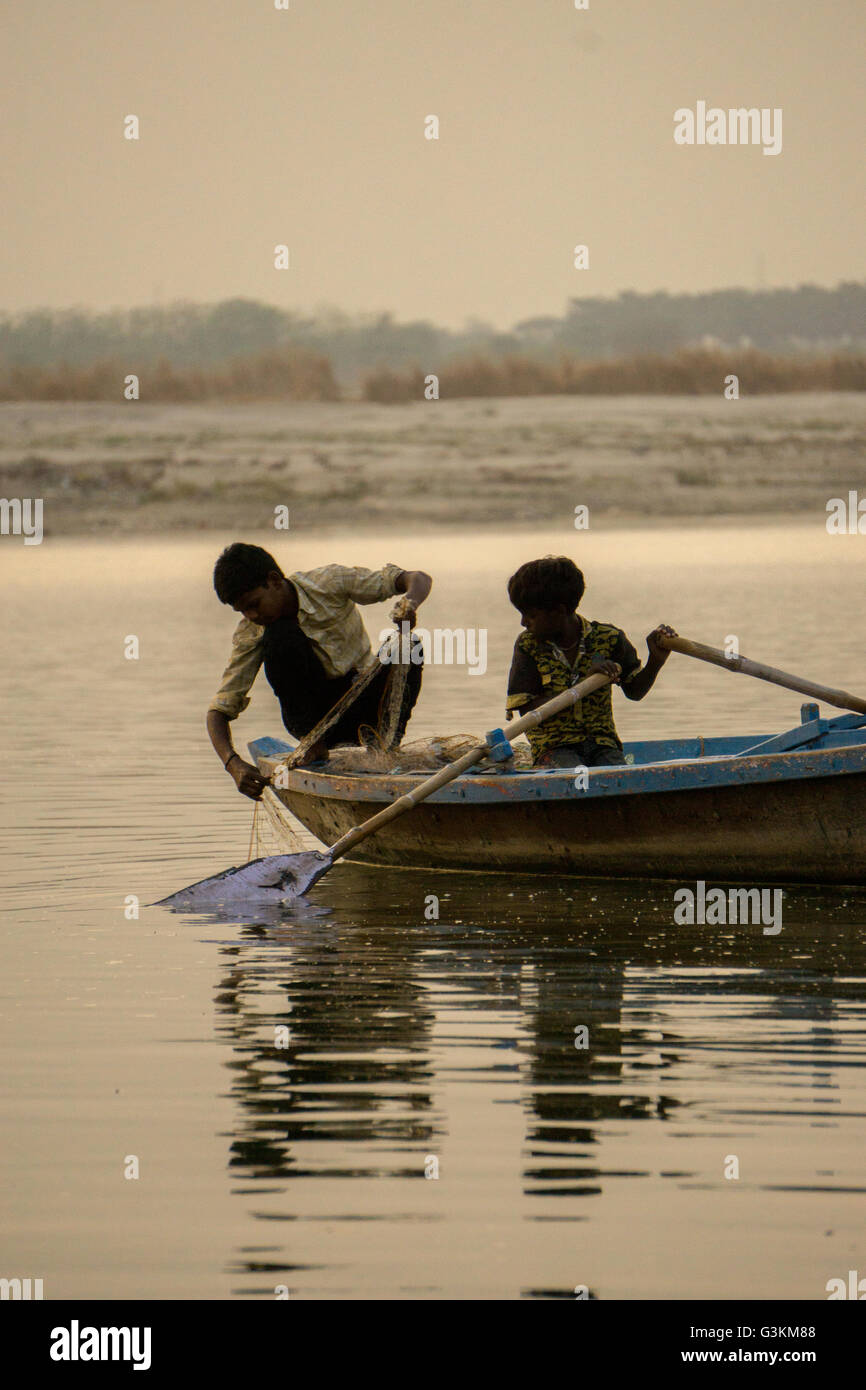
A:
<box><xmin>248</xmin><ymin>786</ymin><xmax>321</xmax><ymax>860</ymax></box>
<box><xmin>377</xmin><ymin>644</ymin><xmax>411</xmax><ymax>748</ymax></box>
<box><xmin>322</xmin><ymin>734</ymin><xmax>533</xmax><ymax>772</ymax></box>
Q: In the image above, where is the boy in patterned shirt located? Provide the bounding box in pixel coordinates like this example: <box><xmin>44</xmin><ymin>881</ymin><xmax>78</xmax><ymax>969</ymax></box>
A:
<box><xmin>505</xmin><ymin>555</ymin><xmax>676</xmax><ymax>768</ymax></box>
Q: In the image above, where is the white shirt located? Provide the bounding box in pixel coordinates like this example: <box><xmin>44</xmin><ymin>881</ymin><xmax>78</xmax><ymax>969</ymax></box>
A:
<box><xmin>209</xmin><ymin>562</ymin><xmax>404</xmax><ymax>720</ymax></box>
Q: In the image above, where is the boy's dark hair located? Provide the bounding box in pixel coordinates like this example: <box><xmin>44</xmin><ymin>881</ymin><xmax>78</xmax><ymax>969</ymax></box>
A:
<box><xmin>213</xmin><ymin>543</ymin><xmax>283</xmax><ymax>604</ymax></box>
<box><xmin>507</xmin><ymin>556</ymin><xmax>586</xmax><ymax>612</ymax></box>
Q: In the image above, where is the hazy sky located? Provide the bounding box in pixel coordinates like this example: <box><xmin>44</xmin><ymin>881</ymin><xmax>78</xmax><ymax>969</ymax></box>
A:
<box><xmin>3</xmin><ymin>0</ymin><xmax>863</xmax><ymax>328</ymax></box>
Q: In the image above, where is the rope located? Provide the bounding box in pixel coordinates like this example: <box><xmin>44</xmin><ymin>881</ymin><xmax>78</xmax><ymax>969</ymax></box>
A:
<box><xmin>275</xmin><ymin>625</ymin><xmax>411</xmax><ymax>772</ymax></box>
<box><xmin>379</xmin><ymin>653</ymin><xmax>411</xmax><ymax>747</ymax></box>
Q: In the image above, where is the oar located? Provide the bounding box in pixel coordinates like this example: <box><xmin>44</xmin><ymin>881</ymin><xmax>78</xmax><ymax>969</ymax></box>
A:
<box><xmin>658</xmin><ymin>634</ymin><xmax>866</xmax><ymax>715</ymax></box>
<box><xmin>276</xmin><ymin>670</ymin><xmax>613</xmax><ymax>896</ymax></box>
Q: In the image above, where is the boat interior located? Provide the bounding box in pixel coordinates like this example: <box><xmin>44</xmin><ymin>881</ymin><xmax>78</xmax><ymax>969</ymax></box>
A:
<box><xmin>251</xmin><ymin>705</ymin><xmax>866</xmax><ymax>779</ymax></box>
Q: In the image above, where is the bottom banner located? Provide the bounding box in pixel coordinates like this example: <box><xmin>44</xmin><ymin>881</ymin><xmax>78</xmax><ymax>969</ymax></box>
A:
<box><xmin>6</xmin><ymin>1297</ymin><xmax>861</xmax><ymax>1374</ymax></box>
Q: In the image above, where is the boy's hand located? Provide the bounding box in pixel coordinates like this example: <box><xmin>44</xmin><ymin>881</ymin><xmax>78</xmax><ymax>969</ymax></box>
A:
<box><xmin>228</xmin><ymin>757</ymin><xmax>268</xmax><ymax>800</ymax></box>
<box><xmin>589</xmin><ymin>657</ymin><xmax>622</xmax><ymax>683</ymax></box>
<box><xmin>390</xmin><ymin>595</ymin><xmax>417</xmax><ymax>629</ymax></box>
<box><xmin>647</xmin><ymin>624</ymin><xmax>678</xmax><ymax>664</ymax></box>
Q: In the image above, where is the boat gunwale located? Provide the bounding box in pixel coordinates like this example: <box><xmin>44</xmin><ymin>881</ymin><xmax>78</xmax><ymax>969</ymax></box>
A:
<box><xmin>250</xmin><ymin>734</ymin><xmax>866</xmax><ymax>805</ymax></box>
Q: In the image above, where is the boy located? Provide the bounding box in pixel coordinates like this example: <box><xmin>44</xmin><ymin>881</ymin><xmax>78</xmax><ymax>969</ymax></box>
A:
<box><xmin>505</xmin><ymin>555</ymin><xmax>675</xmax><ymax>768</ymax></box>
<box><xmin>207</xmin><ymin>543</ymin><xmax>432</xmax><ymax>798</ymax></box>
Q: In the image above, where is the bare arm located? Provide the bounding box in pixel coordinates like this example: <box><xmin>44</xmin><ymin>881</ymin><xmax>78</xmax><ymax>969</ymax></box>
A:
<box><xmin>621</xmin><ymin>624</ymin><xmax>677</xmax><ymax>701</ymax></box>
<box><xmin>207</xmin><ymin>709</ymin><xmax>267</xmax><ymax>800</ymax></box>
<box><xmin>394</xmin><ymin>569</ymin><xmax>432</xmax><ymax>606</ymax></box>
<box><xmin>391</xmin><ymin>569</ymin><xmax>433</xmax><ymax>631</ymax></box>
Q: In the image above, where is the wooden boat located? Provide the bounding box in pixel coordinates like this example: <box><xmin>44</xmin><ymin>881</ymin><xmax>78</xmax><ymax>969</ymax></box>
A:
<box><xmin>249</xmin><ymin>704</ymin><xmax>866</xmax><ymax>885</ymax></box>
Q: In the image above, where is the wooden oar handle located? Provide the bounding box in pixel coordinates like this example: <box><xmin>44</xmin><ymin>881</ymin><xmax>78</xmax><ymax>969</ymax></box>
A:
<box><xmin>658</xmin><ymin>633</ymin><xmax>866</xmax><ymax>715</ymax></box>
<box><xmin>658</xmin><ymin>634</ymin><xmax>745</xmax><ymax>669</ymax></box>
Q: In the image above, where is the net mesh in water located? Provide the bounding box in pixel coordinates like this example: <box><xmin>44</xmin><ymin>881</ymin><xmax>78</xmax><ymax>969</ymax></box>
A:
<box><xmin>248</xmin><ymin>788</ymin><xmax>321</xmax><ymax>859</ymax></box>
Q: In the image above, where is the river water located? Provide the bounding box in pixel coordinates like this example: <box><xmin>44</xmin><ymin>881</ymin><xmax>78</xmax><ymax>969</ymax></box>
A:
<box><xmin>2</xmin><ymin>522</ymin><xmax>866</xmax><ymax>1299</ymax></box>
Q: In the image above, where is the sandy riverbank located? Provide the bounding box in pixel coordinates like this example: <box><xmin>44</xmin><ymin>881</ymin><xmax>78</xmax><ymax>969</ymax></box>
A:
<box><xmin>1</xmin><ymin>393</ymin><xmax>863</xmax><ymax>537</ymax></box>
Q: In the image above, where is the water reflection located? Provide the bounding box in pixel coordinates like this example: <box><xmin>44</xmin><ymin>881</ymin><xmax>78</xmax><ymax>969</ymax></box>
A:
<box><xmin>194</xmin><ymin>866</ymin><xmax>866</xmax><ymax>1296</ymax></box>
<box><xmin>214</xmin><ymin>942</ymin><xmax>438</xmax><ymax>1186</ymax></box>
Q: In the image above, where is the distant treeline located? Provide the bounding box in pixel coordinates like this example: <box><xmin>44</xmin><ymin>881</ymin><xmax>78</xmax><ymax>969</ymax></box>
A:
<box><xmin>0</xmin><ymin>282</ymin><xmax>864</xmax><ymax>390</ymax></box>
<box><xmin>2</xmin><ymin>346</ymin><xmax>864</xmax><ymax>403</ymax></box>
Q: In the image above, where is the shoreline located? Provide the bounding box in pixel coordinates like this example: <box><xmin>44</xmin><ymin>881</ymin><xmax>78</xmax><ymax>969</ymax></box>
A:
<box><xmin>3</xmin><ymin>394</ymin><xmax>862</xmax><ymax>539</ymax></box>
<box><xmin>17</xmin><ymin>509</ymin><xmax>839</xmax><ymax>544</ymax></box>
